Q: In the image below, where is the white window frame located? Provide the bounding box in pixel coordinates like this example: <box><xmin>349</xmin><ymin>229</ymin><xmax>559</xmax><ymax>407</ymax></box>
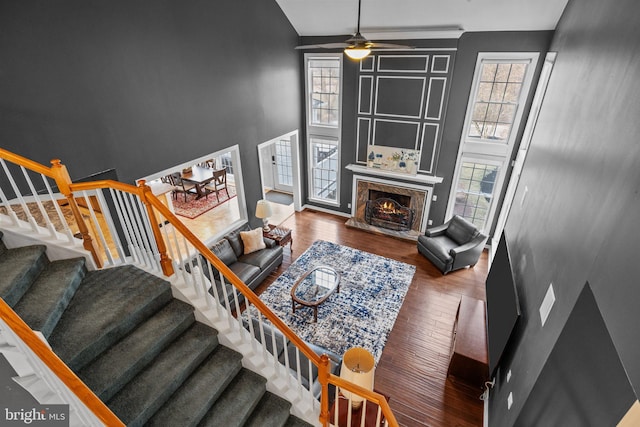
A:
<box><xmin>447</xmin><ymin>52</ymin><xmax>539</xmax><ymax>233</ymax></box>
<box><xmin>304</xmin><ymin>53</ymin><xmax>343</xmax><ymax>206</ymax></box>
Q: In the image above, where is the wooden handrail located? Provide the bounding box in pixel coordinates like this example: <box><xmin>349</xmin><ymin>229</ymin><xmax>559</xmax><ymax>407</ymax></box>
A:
<box><xmin>0</xmin><ymin>148</ymin><xmax>55</xmax><ymax>177</ymax></box>
<box><xmin>0</xmin><ymin>151</ymin><xmax>398</xmax><ymax>426</ymax></box>
<box><xmin>0</xmin><ymin>150</ymin><xmax>103</xmax><ymax>268</ymax></box>
<box><xmin>0</xmin><ymin>299</ymin><xmax>125</xmax><ymax>426</ymax></box>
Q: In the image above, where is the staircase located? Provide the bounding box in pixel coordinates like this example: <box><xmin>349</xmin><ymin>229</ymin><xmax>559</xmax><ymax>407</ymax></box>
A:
<box><xmin>0</xmin><ymin>231</ymin><xmax>312</xmax><ymax>427</ymax></box>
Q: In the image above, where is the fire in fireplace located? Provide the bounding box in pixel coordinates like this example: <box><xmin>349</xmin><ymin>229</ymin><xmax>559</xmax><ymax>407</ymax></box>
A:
<box><xmin>365</xmin><ymin>190</ymin><xmax>415</xmax><ymax>231</ymax></box>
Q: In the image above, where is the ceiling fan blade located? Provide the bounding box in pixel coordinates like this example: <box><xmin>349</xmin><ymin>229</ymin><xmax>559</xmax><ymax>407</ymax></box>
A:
<box><xmin>295</xmin><ymin>43</ymin><xmax>351</xmax><ymax>50</ymax></box>
<box><xmin>369</xmin><ymin>42</ymin><xmax>415</xmax><ymax>49</ymax></box>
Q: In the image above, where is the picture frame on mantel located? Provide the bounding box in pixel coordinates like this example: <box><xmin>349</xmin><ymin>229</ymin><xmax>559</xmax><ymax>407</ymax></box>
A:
<box><xmin>366</xmin><ymin>145</ymin><xmax>421</xmax><ymax>175</ymax></box>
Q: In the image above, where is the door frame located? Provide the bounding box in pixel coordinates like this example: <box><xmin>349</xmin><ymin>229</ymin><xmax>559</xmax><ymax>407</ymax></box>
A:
<box><xmin>257</xmin><ymin>130</ymin><xmax>302</xmax><ymax>212</ymax></box>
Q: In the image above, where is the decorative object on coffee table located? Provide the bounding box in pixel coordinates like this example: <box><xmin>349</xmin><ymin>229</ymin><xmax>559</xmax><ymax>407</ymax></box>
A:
<box><xmin>255</xmin><ymin>199</ymin><xmax>272</xmax><ymax>232</ymax></box>
<box><xmin>263</xmin><ymin>224</ymin><xmax>292</xmax><ymax>250</ymax></box>
<box><xmin>290</xmin><ymin>265</ymin><xmax>340</xmax><ymax>322</ymax></box>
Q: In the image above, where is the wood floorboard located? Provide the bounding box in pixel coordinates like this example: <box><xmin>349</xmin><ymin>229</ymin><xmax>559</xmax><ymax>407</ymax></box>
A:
<box><xmin>257</xmin><ymin>209</ymin><xmax>487</xmax><ymax>427</ymax></box>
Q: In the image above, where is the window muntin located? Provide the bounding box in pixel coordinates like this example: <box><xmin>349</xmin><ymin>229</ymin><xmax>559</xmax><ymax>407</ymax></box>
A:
<box><xmin>308</xmin><ymin>59</ymin><xmax>341</xmax><ymax>127</ymax></box>
<box><xmin>309</xmin><ymin>137</ymin><xmax>339</xmax><ymax>202</ymax></box>
<box><xmin>468</xmin><ymin>62</ymin><xmax>528</xmax><ymax>143</ymax></box>
<box><xmin>275</xmin><ymin>139</ymin><xmax>292</xmax><ymax>187</ymax></box>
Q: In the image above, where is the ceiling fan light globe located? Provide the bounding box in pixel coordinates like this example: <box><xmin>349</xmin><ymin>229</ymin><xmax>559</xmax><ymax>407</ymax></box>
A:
<box><xmin>344</xmin><ymin>47</ymin><xmax>371</xmax><ymax>60</ymax></box>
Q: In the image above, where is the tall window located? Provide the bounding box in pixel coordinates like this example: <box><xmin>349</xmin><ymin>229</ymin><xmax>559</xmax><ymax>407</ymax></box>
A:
<box><xmin>305</xmin><ymin>54</ymin><xmax>342</xmax><ymax>205</ymax></box>
<box><xmin>308</xmin><ymin>58</ymin><xmax>341</xmax><ymax>127</ymax></box>
<box><xmin>309</xmin><ymin>137</ymin><xmax>339</xmax><ymax>201</ymax></box>
<box><xmin>448</xmin><ymin>53</ymin><xmax>538</xmax><ymax>232</ymax></box>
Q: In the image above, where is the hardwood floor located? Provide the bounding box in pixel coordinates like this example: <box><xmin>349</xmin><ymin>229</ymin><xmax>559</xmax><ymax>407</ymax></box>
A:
<box><xmin>256</xmin><ymin>209</ymin><xmax>487</xmax><ymax>427</ymax></box>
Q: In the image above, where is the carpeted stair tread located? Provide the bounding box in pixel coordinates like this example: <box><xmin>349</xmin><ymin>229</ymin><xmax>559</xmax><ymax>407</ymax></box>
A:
<box><xmin>284</xmin><ymin>416</ymin><xmax>314</xmax><ymax>427</ymax></box>
<box><xmin>77</xmin><ymin>299</ymin><xmax>196</xmax><ymax>402</ymax></box>
<box><xmin>47</xmin><ymin>265</ymin><xmax>173</xmax><ymax>371</ymax></box>
<box><xmin>107</xmin><ymin>322</ymin><xmax>219</xmax><ymax>427</ymax></box>
<box><xmin>0</xmin><ymin>245</ymin><xmax>47</xmax><ymax>306</ymax></box>
<box><xmin>199</xmin><ymin>368</ymin><xmax>267</xmax><ymax>427</ymax></box>
<box><xmin>145</xmin><ymin>345</ymin><xmax>243</xmax><ymax>427</ymax></box>
<box><xmin>244</xmin><ymin>392</ymin><xmax>292</xmax><ymax>427</ymax></box>
<box><xmin>13</xmin><ymin>258</ymin><xmax>86</xmax><ymax>338</ymax></box>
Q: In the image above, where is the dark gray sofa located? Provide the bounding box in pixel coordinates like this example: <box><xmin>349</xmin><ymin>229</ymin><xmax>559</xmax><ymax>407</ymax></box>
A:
<box><xmin>199</xmin><ymin>224</ymin><xmax>283</xmax><ymax>308</ymax></box>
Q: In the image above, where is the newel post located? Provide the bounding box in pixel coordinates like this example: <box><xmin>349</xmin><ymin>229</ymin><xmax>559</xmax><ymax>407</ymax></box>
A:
<box><xmin>138</xmin><ymin>180</ymin><xmax>174</xmax><ymax>277</ymax></box>
<box><xmin>319</xmin><ymin>354</ymin><xmax>331</xmax><ymax>427</ymax></box>
<box><xmin>50</xmin><ymin>159</ymin><xmax>103</xmax><ymax>268</ymax></box>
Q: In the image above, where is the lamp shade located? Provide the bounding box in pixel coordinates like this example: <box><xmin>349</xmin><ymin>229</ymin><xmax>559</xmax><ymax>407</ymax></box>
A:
<box><xmin>339</xmin><ymin>347</ymin><xmax>375</xmax><ymax>407</ymax></box>
<box><xmin>255</xmin><ymin>199</ymin><xmax>272</xmax><ymax>219</ymax></box>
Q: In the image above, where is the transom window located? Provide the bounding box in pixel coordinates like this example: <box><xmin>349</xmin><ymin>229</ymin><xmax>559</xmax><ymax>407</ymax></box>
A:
<box><xmin>469</xmin><ymin>62</ymin><xmax>527</xmax><ymax>142</ymax></box>
<box><xmin>308</xmin><ymin>58</ymin><xmax>341</xmax><ymax>127</ymax></box>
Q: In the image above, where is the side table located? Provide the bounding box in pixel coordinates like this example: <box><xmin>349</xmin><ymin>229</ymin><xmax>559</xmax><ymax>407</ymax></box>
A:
<box><xmin>263</xmin><ymin>224</ymin><xmax>293</xmax><ymax>251</ymax></box>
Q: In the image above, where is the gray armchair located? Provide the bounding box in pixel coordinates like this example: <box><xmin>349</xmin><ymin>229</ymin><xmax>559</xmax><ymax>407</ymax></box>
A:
<box><xmin>417</xmin><ymin>215</ymin><xmax>488</xmax><ymax>274</ymax></box>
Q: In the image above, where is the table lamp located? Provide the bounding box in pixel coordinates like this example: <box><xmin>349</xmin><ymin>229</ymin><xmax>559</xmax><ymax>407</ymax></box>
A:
<box><xmin>255</xmin><ymin>199</ymin><xmax>272</xmax><ymax>232</ymax></box>
<box><xmin>340</xmin><ymin>347</ymin><xmax>375</xmax><ymax>409</ymax></box>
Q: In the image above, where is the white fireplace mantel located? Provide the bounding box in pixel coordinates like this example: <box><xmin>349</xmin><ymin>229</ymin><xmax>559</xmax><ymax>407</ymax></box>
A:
<box><xmin>345</xmin><ymin>164</ymin><xmax>444</xmax><ymax>185</ymax></box>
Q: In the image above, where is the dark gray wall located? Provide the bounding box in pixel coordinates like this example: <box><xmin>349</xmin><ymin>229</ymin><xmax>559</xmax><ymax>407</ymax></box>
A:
<box><xmin>300</xmin><ymin>33</ymin><xmax>552</xmax><ymax>233</ymax></box>
<box><xmin>489</xmin><ymin>0</ymin><xmax>640</xmax><ymax>424</ymax></box>
<box><xmin>515</xmin><ymin>283</ymin><xmax>635</xmax><ymax>426</ymax></box>
<box><xmin>0</xmin><ymin>0</ymin><xmax>301</xmax><ymax>217</ymax></box>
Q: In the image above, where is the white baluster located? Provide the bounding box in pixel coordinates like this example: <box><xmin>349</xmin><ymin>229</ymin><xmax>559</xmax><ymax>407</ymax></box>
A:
<box><xmin>0</xmin><ymin>185</ymin><xmax>21</xmax><ymax>226</ymax></box>
<box><xmin>204</xmin><ymin>261</ymin><xmax>218</xmax><ymax>312</ymax></box>
<box><xmin>0</xmin><ymin>159</ymin><xmax>38</xmax><ymax>232</ymax></box>
<box><xmin>95</xmin><ymin>189</ymin><xmax>126</xmax><ymax>263</ymax></box>
<box><xmin>136</xmin><ymin>196</ymin><xmax>161</xmax><ymax>273</ymax></box>
<box><xmin>111</xmin><ymin>189</ymin><xmax>138</xmax><ymax>265</ymax></box>
<box><xmin>21</xmin><ymin>167</ymin><xmax>56</xmax><ymax>238</ymax></box>
<box><xmin>80</xmin><ymin>190</ymin><xmax>113</xmax><ymax>266</ymax></box>
<box><xmin>41</xmin><ymin>176</ymin><xmax>74</xmax><ymax>242</ymax></box>
<box><xmin>121</xmin><ymin>192</ymin><xmax>149</xmax><ymax>267</ymax></box>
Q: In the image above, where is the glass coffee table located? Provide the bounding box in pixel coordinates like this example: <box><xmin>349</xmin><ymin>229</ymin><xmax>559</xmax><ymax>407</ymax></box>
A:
<box><xmin>291</xmin><ymin>266</ymin><xmax>340</xmax><ymax>322</ymax></box>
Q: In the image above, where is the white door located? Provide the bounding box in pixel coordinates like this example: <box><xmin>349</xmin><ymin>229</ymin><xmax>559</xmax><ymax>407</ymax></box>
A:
<box><xmin>273</xmin><ymin>138</ymin><xmax>293</xmax><ymax>193</ymax></box>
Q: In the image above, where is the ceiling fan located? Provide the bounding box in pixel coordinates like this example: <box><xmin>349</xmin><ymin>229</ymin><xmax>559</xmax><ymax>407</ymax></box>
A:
<box><xmin>294</xmin><ymin>0</ymin><xmax>414</xmax><ymax>60</ymax></box>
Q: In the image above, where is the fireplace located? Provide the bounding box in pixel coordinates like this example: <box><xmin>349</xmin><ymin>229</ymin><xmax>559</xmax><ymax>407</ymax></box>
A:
<box><xmin>347</xmin><ymin>176</ymin><xmax>431</xmax><ymax>241</ymax></box>
<box><xmin>365</xmin><ymin>190</ymin><xmax>415</xmax><ymax>231</ymax></box>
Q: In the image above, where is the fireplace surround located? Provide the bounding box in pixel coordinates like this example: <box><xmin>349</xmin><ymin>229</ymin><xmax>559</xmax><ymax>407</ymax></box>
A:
<box><xmin>347</xmin><ymin>175</ymin><xmax>431</xmax><ymax>240</ymax></box>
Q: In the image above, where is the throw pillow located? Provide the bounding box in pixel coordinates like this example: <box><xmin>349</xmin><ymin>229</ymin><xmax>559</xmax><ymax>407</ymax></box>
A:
<box><xmin>240</xmin><ymin>227</ymin><xmax>266</xmax><ymax>255</ymax></box>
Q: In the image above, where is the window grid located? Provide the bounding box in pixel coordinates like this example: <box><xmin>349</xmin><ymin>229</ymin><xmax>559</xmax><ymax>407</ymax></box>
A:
<box><xmin>275</xmin><ymin>139</ymin><xmax>292</xmax><ymax>187</ymax></box>
<box><xmin>453</xmin><ymin>162</ymin><xmax>499</xmax><ymax>229</ymax></box>
<box><xmin>309</xmin><ymin>60</ymin><xmax>340</xmax><ymax>127</ymax></box>
<box><xmin>310</xmin><ymin>138</ymin><xmax>338</xmax><ymax>201</ymax></box>
<box><xmin>469</xmin><ymin>62</ymin><xmax>527</xmax><ymax>142</ymax></box>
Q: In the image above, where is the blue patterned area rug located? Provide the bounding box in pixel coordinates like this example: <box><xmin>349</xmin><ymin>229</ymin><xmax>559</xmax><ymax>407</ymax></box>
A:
<box><xmin>251</xmin><ymin>240</ymin><xmax>415</xmax><ymax>363</ymax></box>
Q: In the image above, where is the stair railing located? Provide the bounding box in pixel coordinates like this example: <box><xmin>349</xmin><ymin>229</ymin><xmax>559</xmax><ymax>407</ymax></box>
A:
<box><xmin>0</xmin><ymin>148</ymin><xmax>103</xmax><ymax>268</ymax></box>
<box><xmin>0</xmin><ymin>299</ymin><xmax>125</xmax><ymax>426</ymax></box>
<box><xmin>0</xmin><ymin>150</ymin><xmax>398</xmax><ymax>427</ymax></box>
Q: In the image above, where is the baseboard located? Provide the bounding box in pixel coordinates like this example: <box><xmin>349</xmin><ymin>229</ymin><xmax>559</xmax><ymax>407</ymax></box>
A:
<box><xmin>302</xmin><ymin>204</ymin><xmax>351</xmax><ymax>218</ymax></box>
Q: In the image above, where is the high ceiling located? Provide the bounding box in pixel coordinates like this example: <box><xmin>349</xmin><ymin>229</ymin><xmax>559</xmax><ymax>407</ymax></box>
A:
<box><xmin>275</xmin><ymin>0</ymin><xmax>569</xmax><ymax>38</ymax></box>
